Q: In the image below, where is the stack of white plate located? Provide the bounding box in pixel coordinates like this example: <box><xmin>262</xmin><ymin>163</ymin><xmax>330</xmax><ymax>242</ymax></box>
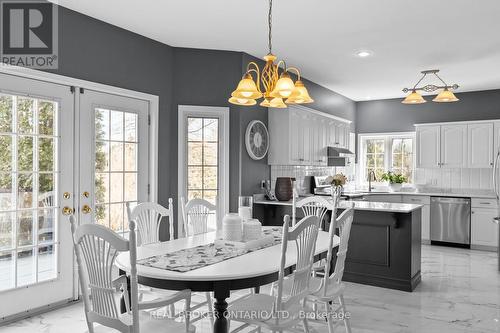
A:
<box><xmin>243</xmin><ymin>219</ymin><xmax>262</xmax><ymax>241</ymax></box>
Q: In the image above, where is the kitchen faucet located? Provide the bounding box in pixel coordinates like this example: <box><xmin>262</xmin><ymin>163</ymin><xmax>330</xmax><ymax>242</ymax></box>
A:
<box><xmin>368</xmin><ymin>170</ymin><xmax>376</xmax><ymax>192</ymax></box>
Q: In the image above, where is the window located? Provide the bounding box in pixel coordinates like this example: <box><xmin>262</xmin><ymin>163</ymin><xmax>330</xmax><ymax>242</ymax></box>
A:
<box><xmin>186</xmin><ymin>117</ymin><xmax>219</xmax><ymax>205</ymax></box>
<box><xmin>359</xmin><ymin>133</ymin><xmax>415</xmax><ymax>184</ymax></box>
<box><xmin>94</xmin><ymin>108</ymin><xmax>139</xmax><ymax>233</ymax></box>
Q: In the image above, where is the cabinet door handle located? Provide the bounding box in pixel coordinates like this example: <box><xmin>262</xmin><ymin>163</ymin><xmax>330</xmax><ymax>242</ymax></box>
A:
<box><xmin>479</xmin><ymin>202</ymin><xmax>491</xmax><ymax>205</ymax></box>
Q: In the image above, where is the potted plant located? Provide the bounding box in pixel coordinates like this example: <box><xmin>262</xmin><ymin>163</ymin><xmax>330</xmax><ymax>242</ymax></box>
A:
<box><xmin>381</xmin><ymin>171</ymin><xmax>407</xmax><ymax>192</ymax></box>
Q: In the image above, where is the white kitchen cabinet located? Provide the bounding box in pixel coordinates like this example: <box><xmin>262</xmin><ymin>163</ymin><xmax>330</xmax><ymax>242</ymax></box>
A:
<box><xmin>467</xmin><ymin>122</ymin><xmax>494</xmax><ymax>168</ymax></box>
<box><xmin>364</xmin><ymin>194</ymin><xmax>402</xmax><ymax>203</ymax></box>
<box><xmin>495</xmin><ymin>121</ymin><xmax>500</xmax><ymax>158</ymax></box>
<box><xmin>402</xmin><ymin>195</ymin><xmax>430</xmax><ymax>241</ymax></box>
<box><xmin>440</xmin><ymin>124</ymin><xmax>467</xmax><ymax>168</ymax></box>
<box><xmin>416</xmin><ymin>125</ymin><xmax>440</xmax><ymax>168</ymax></box>
<box><xmin>268</xmin><ymin>105</ymin><xmax>351</xmax><ymax>165</ymax></box>
<box><xmin>471</xmin><ymin>208</ymin><xmax>499</xmax><ymax>249</ymax></box>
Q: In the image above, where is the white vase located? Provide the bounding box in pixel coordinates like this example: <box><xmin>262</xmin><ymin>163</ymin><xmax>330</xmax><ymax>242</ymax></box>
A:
<box><xmin>390</xmin><ymin>183</ymin><xmax>402</xmax><ymax>192</ymax></box>
<box><xmin>222</xmin><ymin>213</ymin><xmax>242</xmax><ymax>241</ymax></box>
<box><xmin>331</xmin><ymin>185</ymin><xmax>343</xmax><ymax>206</ymax></box>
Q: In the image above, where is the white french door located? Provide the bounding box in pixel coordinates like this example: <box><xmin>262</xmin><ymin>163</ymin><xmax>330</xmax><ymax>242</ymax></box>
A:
<box><xmin>0</xmin><ymin>71</ymin><xmax>152</xmax><ymax>321</ymax></box>
<box><xmin>78</xmin><ymin>90</ymin><xmax>150</xmax><ymax>233</ymax></box>
<box><xmin>0</xmin><ymin>73</ymin><xmax>74</xmax><ymax>319</ymax></box>
<box><xmin>178</xmin><ymin>105</ymin><xmax>229</xmax><ymax>232</ymax></box>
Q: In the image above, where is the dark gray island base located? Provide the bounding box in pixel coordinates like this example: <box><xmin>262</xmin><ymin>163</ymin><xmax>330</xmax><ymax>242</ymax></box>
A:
<box><xmin>253</xmin><ymin>199</ymin><xmax>422</xmax><ymax>292</ymax></box>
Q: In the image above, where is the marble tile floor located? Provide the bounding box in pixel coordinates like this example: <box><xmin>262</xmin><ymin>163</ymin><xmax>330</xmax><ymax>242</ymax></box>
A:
<box><xmin>1</xmin><ymin>245</ymin><xmax>499</xmax><ymax>333</ymax></box>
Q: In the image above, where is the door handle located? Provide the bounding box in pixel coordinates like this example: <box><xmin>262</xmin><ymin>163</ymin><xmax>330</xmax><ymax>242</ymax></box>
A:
<box><xmin>82</xmin><ymin>205</ymin><xmax>92</xmax><ymax>214</ymax></box>
<box><xmin>62</xmin><ymin>206</ymin><xmax>74</xmax><ymax>215</ymax></box>
<box><xmin>493</xmin><ymin>217</ymin><xmax>499</xmax><ymax>224</ymax></box>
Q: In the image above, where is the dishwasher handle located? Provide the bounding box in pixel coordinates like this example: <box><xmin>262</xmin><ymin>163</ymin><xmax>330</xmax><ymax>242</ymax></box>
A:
<box><xmin>431</xmin><ymin>197</ymin><xmax>471</xmax><ymax>205</ymax></box>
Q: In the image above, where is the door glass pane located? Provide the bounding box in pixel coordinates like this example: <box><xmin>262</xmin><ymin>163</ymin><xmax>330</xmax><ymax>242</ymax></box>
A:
<box><xmin>186</xmin><ymin>117</ymin><xmax>219</xmax><ymax>230</ymax></box>
<box><xmin>0</xmin><ymin>250</ymin><xmax>14</xmax><ymax>290</ymax></box>
<box><xmin>17</xmin><ymin>248</ymin><xmax>35</xmax><ymax>286</ymax></box>
<box><xmin>0</xmin><ymin>94</ymin><xmax>59</xmax><ymax>291</ymax></box>
<box><xmin>0</xmin><ymin>95</ymin><xmax>13</xmax><ymax>133</ymax></box>
<box><xmin>95</xmin><ymin>109</ymin><xmax>138</xmax><ymax>233</ymax></box>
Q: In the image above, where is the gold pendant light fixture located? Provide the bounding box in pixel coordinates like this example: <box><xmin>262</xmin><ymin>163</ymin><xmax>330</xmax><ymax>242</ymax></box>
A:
<box><xmin>402</xmin><ymin>69</ymin><xmax>459</xmax><ymax>104</ymax></box>
<box><xmin>229</xmin><ymin>0</ymin><xmax>313</xmax><ymax>108</ymax></box>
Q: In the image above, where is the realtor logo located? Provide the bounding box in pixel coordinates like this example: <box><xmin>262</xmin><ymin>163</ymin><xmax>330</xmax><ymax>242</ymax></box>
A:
<box><xmin>0</xmin><ymin>0</ymin><xmax>58</xmax><ymax>68</ymax></box>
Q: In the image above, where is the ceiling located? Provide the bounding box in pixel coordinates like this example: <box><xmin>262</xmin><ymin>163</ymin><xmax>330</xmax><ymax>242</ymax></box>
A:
<box><xmin>51</xmin><ymin>0</ymin><xmax>500</xmax><ymax>101</ymax></box>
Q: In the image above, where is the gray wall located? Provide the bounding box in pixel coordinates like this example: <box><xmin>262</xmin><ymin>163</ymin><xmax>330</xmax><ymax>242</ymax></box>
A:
<box><xmin>170</xmin><ymin>47</ymin><xmax>243</xmax><ymax>211</ymax></box>
<box><xmin>12</xmin><ymin>4</ymin><xmax>356</xmax><ymax>213</ymax></box>
<box><xmin>356</xmin><ymin>89</ymin><xmax>500</xmax><ymax>133</ymax></box>
<box><xmin>52</xmin><ymin>6</ymin><xmax>175</xmax><ymax>207</ymax></box>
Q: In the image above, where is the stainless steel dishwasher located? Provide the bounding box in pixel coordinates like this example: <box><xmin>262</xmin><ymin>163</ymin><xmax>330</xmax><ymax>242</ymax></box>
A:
<box><xmin>430</xmin><ymin>197</ymin><xmax>471</xmax><ymax>245</ymax></box>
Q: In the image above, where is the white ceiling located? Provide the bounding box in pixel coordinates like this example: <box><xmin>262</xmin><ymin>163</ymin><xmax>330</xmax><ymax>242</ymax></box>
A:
<box><xmin>51</xmin><ymin>0</ymin><xmax>500</xmax><ymax>101</ymax></box>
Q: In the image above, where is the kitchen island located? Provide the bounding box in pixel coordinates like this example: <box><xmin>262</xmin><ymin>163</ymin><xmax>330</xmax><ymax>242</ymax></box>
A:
<box><xmin>253</xmin><ymin>197</ymin><xmax>423</xmax><ymax>291</ymax></box>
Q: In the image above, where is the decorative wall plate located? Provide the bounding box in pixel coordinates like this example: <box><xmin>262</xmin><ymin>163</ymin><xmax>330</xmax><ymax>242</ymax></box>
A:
<box><xmin>245</xmin><ymin>120</ymin><xmax>269</xmax><ymax>160</ymax></box>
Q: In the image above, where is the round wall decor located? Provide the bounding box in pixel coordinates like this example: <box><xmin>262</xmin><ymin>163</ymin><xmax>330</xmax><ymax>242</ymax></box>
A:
<box><xmin>245</xmin><ymin>120</ymin><xmax>269</xmax><ymax>160</ymax></box>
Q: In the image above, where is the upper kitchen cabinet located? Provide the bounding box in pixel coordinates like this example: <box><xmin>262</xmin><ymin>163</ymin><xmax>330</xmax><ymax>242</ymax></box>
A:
<box><xmin>467</xmin><ymin>122</ymin><xmax>494</xmax><ymax>168</ymax></box>
<box><xmin>416</xmin><ymin>120</ymin><xmax>497</xmax><ymax>169</ymax></box>
<box><xmin>268</xmin><ymin>105</ymin><xmax>351</xmax><ymax>165</ymax></box>
<box><xmin>440</xmin><ymin>124</ymin><xmax>467</xmax><ymax>168</ymax></box>
<box><xmin>416</xmin><ymin>125</ymin><xmax>440</xmax><ymax>168</ymax></box>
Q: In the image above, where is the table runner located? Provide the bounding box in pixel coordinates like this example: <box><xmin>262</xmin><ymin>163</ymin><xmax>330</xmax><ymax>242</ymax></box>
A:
<box><xmin>137</xmin><ymin>227</ymin><xmax>282</xmax><ymax>273</ymax></box>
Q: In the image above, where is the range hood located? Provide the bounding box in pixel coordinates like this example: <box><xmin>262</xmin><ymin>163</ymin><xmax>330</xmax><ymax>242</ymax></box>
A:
<box><xmin>327</xmin><ymin>146</ymin><xmax>354</xmax><ymax>166</ymax></box>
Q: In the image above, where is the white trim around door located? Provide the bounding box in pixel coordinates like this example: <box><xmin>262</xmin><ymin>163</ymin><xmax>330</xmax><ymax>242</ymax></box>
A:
<box><xmin>178</xmin><ymin>105</ymin><xmax>230</xmax><ymax>231</ymax></box>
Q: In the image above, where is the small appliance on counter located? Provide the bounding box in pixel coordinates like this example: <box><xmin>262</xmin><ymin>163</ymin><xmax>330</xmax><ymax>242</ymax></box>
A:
<box><xmin>275</xmin><ymin>177</ymin><xmax>295</xmax><ymax>201</ymax></box>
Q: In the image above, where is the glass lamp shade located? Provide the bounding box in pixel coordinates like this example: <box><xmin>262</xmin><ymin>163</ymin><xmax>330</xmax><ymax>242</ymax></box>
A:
<box><xmin>260</xmin><ymin>97</ymin><xmax>287</xmax><ymax>108</ymax></box>
<box><xmin>228</xmin><ymin>96</ymin><xmax>257</xmax><ymax>106</ymax></box>
<box><xmin>285</xmin><ymin>80</ymin><xmax>314</xmax><ymax>104</ymax></box>
<box><xmin>402</xmin><ymin>90</ymin><xmax>426</xmax><ymax>104</ymax></box>
<box><xmin>230</xmin><ymin>74</ymin><xmax>263</xmax><ymax>100</ymax></box>
<box><xmin>270</xmin><ymin>72</ymin><xmax>295</xmax><ymax>98</ymax></box>
<box><xmin>433</xmin><ymin>89</ymin><xmax>459</xmax><ymax>103</ymax></box>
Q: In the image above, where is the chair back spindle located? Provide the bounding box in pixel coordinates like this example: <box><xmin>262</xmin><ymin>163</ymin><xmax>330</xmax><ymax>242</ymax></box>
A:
<box><xmin>126</xmin><ymin>199</ymin><xmax>174</xmax><ymax>245</ymax></box>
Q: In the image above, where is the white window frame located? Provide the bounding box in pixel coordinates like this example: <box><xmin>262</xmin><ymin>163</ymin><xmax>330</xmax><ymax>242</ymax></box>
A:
<box><xmin>177</xmin><ymin>105</ymin><xmax>230</xmax><ymax>225</ymax></box>
<box><xmin>358</xmin><ymin>132</ymin><xmax>416</xmax><ymax>185</ymax></box>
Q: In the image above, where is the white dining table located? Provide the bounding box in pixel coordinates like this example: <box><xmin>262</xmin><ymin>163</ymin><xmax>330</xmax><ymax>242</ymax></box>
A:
<box><xmin>115</xmin><ymin>228</ymin><xmax>338</xmax><ymax>333</ymax></box>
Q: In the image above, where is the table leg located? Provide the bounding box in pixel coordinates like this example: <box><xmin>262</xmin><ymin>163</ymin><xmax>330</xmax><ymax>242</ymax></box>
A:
<box><xmin>213</xmin><ymin>282</ymin><xmax>230</xmax><ymax>333</ymax></box>
<box><xmin>119</xmin><ymin>269</ymin><xmax>131</xmax><ymax>314</ymax></box>
<box><xmin>254</xmin><ymin>286</ymin><xmax>260</xmax><ymax>294</ymax></box>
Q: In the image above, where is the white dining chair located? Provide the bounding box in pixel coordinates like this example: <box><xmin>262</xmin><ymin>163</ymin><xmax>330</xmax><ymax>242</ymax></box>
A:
<box><xmin>180</xmin><ymin>197</ymin><xmax>219</xmax><ymax>330</ymax></box>
<box><xmin>228</xmin><ymin>214</ymin><xmax>320</xmax><ymax>333</ymax></box>
<box><xmin>126</xmin><ymin>200</ymin><xmax>175</xmax><ymax>246</ymax></box>
<box><xmin>292</xmin><ymin>195</ymin><xmax>337</xmax><ymax>230</ymax></box>
<box><xmin>69</xmin><ymin>215</ymin><xmax>194</xmax><ymax>333</ymax></box>
<box><xmin>304</xmin><ymin>204</ymin><xmax>355</xmax><ymax>333</ymax></box>
<box><xmin>180</xmin><ymin>197</ymin><xmax>219</xmax><ymax>237</ymax></box>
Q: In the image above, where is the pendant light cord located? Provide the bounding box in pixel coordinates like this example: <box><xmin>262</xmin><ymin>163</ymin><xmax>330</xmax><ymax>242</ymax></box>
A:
<box><xmin>268</xmin><ymin>0</ymin><xmax>273</xmax><ymax>54</ymax></box>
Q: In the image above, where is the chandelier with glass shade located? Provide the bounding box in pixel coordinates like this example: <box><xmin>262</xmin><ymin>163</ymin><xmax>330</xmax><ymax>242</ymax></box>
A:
<box><xmin>402</xmin><ymin>69</ymin><xmax>459</xmax><ymax>104</ymax></box>
<box><xmin>229</xmin><ymin>0</ymin><xmax>313</xmax><ymax>108</ymax></box>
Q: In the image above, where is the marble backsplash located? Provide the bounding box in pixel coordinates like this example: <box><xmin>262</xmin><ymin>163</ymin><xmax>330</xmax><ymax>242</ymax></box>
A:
<box><xmin>270</xmin><ymin>165</ymin><xmax>353</xmax><ymax>195</ymax></box>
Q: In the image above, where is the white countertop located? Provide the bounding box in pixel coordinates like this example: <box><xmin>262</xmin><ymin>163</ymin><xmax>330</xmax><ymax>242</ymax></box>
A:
<box><xmin>342</xmin><ymin>188</ymin><xmax>496</xmax><ymax>199</ymax></box>
<box><xmin>254</xmin><ymin>198</ymin><xmax>422</xmax><ymax>213</ymax></box>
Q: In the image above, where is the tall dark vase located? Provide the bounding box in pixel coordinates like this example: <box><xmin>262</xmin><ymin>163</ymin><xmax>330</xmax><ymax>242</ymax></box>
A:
<box><xmin>275</xmin><ymin>177</ymin><xmax>295</xmax><ymax>201</ymax></box>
